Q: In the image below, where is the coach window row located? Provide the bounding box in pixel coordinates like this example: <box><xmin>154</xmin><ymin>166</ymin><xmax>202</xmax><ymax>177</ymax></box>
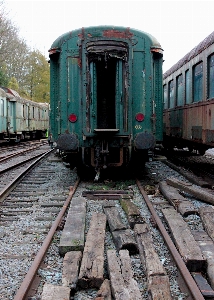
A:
<box><xmin>22</xmin><ymin>105</ymin><xmax>43</xmax><ymax>120</ymax></box>
<box><xmin>163</xmin><ymin>52</ymin><xmax>214</xmax><ymax>109</ymax></box>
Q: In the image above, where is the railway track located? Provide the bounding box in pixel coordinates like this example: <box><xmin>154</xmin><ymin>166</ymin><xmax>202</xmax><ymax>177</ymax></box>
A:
<box><xmin>0</xmin><ymin>140</ymin><xmax>46</xmax><ymax>159</ymax></box>
<box><xmin>0</xmin><ymin>146</ymin><xmax>78</xmax><ymax>299</ymax></box>
<box><xmin>2</xmin><ymin>153</ymin><xmax>214</xmax><ymax>299</ymax></box>
<box><xmin>0</xmin><ymin>143</ymin><xmax>53</xmax><ymax>201</ymax></box>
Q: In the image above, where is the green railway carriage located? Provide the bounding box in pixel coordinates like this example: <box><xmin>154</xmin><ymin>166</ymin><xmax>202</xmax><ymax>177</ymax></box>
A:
<box><xmin>49</xmin><ymin>26</ymin><xmax>163</xmax><ymax>177</ymax></box>
<box><xmin>0</xmin><ymin>87</ymin><xmax>49</xmax><ymax>142</ymax></box>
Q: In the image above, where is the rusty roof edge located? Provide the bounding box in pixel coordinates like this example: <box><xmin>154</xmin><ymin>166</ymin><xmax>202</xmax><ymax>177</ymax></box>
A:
<box><xmin>49</xmin><ymin>26</ymin><xmax>162</xmax><ymax>52</ymax></box>
<box><xmin>151</xmin><ymin>46</ymin><xmax>164</xmax><ymax>55</ymax></box>
<box><xmin>163</xmin><ymin>31</ymin><xmax>214</xmax><ymax>79</ymax></box>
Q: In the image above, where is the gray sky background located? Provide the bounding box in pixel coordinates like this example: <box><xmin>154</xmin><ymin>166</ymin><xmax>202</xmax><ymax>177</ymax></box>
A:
<box><xmin>4</xmin><ymin>0</ymin><xmax>214</xmax><ymax>72</ymax></box>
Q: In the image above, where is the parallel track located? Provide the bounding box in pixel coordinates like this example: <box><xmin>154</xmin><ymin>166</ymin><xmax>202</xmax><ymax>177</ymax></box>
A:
<box><xmin>3</xmin><ymin>153</ymin><xmax>214</xmax><ymax>299</ymax></box>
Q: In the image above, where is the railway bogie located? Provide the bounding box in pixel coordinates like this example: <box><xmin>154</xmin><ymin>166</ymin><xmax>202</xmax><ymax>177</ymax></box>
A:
<box><xmin>0</xmin><ymin>87</ymin><xmax>49</xmax><ymax>142</ymax></box>
<box><xmin>49</xmin><ymin>26</ymin><xmax>163</xmax><ymax>176</ymax></box>
<box><xmin>163</xmin><ymin>31</ymin><xmax>214</xmax><ymax>155</ymax></box>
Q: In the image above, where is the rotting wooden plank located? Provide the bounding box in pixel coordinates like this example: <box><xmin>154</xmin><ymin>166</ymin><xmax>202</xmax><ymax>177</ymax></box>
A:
<box><xmin>86</xmin><ymin>194</ymin><xmax>122</xmax><ymax>200</ymax></box>
<box><xmin>82</xmin><ymin>190</ymin><xmax>133</xmax><ymax>196</ymax></box>
<box><xmin>166</xmin><ymin>177</ymin><xmax>214</xmax><ymax>205</ymax></box>
<box><xmin>112</xmin><ymin>229</ymin><xmax>138</xmax><ymax>254</ymax></box>
<box><xmin>120</xmin><ymin>198</ymin><xmax>141</xmax><ymax>215</ymax></box>
<box><xmin>41</xmin><ymin>283</ymin><xmax>70</xmax><ymax>300</ymax></box>
<box><xmin>120</xmin><ymin>199</ymin><xmax>145</xmax><ymax>228</ymax></box>
<box><xmin>192</xmin><ymin>229</ymin><xmax>214</xmax><ymax>290</ymax></box>
<box><xmin>103</xmin><ymin>206</ymin><xmax>127</xmax><ymax>232</ymax></box>
<box><xmin>134</xmin><ymin>224</ymin><xmax>166</xmax><ymax>277</ymax></box>
<box><xmin>119</xmin><ymin>250</ymin><xmax>141</xmax><ymax>299</ymax></box>
<box><xmin>162</xmin><ymin>207</ymin><xmax>206</xmax><ymax>271</ymax></box>
<box><xmin>82</xmin><ymin>190</ymin><xmax>133</xmax><ymax>200</ymax></box>
<box><xmin>199</xmin><ymin>206</ymin><xmax>214</xmax><ymax>241</ymax></box>
<box><xmin>41</xmin><ymin>202</ymin><xmax>64</xmax><ymax>207</ymax></box>
<box><xmin>107</xmin><ymin>250</ymin><xmax>129</xmax><ymax>300</ymax></box>
<box><xmin>95</xmin><ymin>279</ymin><xmax>112</xmax><ymax>300</ymax></box>
<box><xmin>159</xmin><ymin>180</ymin><xmax>198</xmax><ymax>216</ymax></box>
<box><xmin>120</xmin><ymin>194</ymin><xmax>133</xmax><ymax>201</ymax></box>
<box><xmin>59</xmin><ymin>197</ymin><xmax>86</xmax><ymax>256</ymax></box>
<box><xmin>191</xmin><ymin>272</ymin><xmax>214</xmax><ymax>297</ymax></box>
<box><xmin>134</xmin><ymin>224</ymin><xmax>172</xmax><ymax>299</ymax></box>
<box><xmin>107</xmin><ymin>249</ymin><xmax>141</xmax><ymax>300</ymax></box>
<box><xmin>163</xmin><ymin>160</ymin><xmax>211</xmax><ymax>188</ymax></box>
<box><xmin>148</xmin><ymin>275</ymin><xmax>172</xmax><ymax>300</ymax></box>
<box><xmin>78</xmin><ymin>212</ymin><xmax>106</xmax><ymax>289</ymax></box>
<box><xmin>179</xmin><ymin>169</ymin><xmax>211</xmax><ymax>188</ymax></box>
<box><xmin>127</xmin><ymin>214</ymin><xmax>145</xmax><ymax>229</ymax></box>
<box><xmin>102</xmin><ymin>200</ymin><xmax>117</xmax><ymax>208</ymax></box>
<box><xmin>62</xmin><ymin>251</ymin><xmax>82</xmax><ymax>292</ymax></box>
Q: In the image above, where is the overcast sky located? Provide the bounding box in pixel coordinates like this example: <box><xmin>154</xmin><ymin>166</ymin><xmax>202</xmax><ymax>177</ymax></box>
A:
<box><xmin>4</xmin><ymin>0</ymin><xmax>214</xmax><ymax>73</ymax></box>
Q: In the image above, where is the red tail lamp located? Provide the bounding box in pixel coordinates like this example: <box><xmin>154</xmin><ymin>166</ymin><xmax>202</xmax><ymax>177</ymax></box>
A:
<box><xmin>68</xmin><ymin>113</ymin><xmax>77</xmax><ymax>122</ymax></box>
<box><xmin>135</xmin><ymin>113</ymin><xmax>144</xmax><ymax>122</ymax></box>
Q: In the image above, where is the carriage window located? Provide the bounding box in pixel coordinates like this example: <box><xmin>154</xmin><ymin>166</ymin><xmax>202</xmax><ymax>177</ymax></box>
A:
<box><xmin>23</xmin><ymin>105</ymin><xmax>25</xmax><ymax>117</ymax></box>
<box><xmin>33</xmin><ymin>107</ymin><xmax>35</xmax><ymax>118</ymax></box>
<box><xmin>193</xmin><ymin>62</ymin><xmax>203</xmax><ymax>102</ymax></box>
<box><xmin>208</xmin><ymin>54</ymin><xmax>214</xmax><ymax>99</ymax></box>
<box><xmin>163</xmin><ymin>84</ymin><xmax>168</xmax><ymax>109</ymax></box>
<box><xmin>185</xmin><ymin>69</ymin><xmax>191</xmax><ymax>104</ymax></box>
<box><xmin>176</xmin><ymin>74</ymin><xmax>183</xmax><ymax>106</ymax></box>
<box><xmin>169</xmin><ymin>80</ymin><xmax>174</xmax><ymax>108</ymax></box>
<box><xmin>1</xmin><ymin>99</ymin><xmax>4</xmax><ymax>116</ymax></box>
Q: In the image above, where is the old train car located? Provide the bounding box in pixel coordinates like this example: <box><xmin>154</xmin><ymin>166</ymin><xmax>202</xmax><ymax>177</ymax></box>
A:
<box><xmin>0</xmin><ymin>87</ymin><xmax>49</xmax><ymax>142</ymax></box>
<box><xmin>163</xmin><ymin>31</ymin><xmax>214</xmax><ymax>154</ymax></box>
<box><xmin>49</xmin><ymin>26</ymin><xmax>163</xmax><ymax>178</ymax></box>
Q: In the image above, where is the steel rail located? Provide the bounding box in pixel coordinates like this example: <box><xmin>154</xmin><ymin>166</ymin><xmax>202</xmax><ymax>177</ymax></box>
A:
<box><xmin>136</xmin><ymin>179</ymin><xmax>205</xmax><ymax>300</ymax></box>
<box><xmin>0</xmin><ymin>149</ymin><xmax>51</xmax><ymax>174</ymax></box>
<box><xmin>0</xmin><ymin>150</ymin><xmax>53</xmax><ymax>201</ymax></box>
<box><xmin>14</xmin><ymin>178</ymin><xmax>80</xmax><ymax>300</ymax></box>
<box><xmin>0</xmin><ymin>144</ymin><xmax>40</xmax><ymax>163</ymax></box>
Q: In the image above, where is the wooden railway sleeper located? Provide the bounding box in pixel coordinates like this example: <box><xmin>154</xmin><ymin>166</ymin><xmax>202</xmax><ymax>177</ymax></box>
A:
<box><xmin>136</xmin><ymin>179</ymin><xmax>205</xmax><ymax>300</ymax></box>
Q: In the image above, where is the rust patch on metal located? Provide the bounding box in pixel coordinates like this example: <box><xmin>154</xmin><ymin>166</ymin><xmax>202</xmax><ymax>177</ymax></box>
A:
<box><xmin>78</xmin><ymin>57</ymin><xmax>82</xmax><ymax>68</ymax></box>
<box><xmin>103</xmin><ymin>28</ymin><xmax>133</xmax><ymax>39</ymax></box>
<box><xmin>78</xmin><ymin>27</ymin><xmax>85</xmax><ymax>40</ymax></box>
<box><xmin>151</xmin><ymin>47</ymin><xmax>163</xmax><ymax>55</ymax></box>
<box><xmin>48</xmin><ymin>48</ymin><xmax>56</xmax><ymax>55</ymax></box>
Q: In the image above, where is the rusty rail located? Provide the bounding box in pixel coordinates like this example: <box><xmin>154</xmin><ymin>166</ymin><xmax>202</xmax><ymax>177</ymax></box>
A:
<box><xmin>136</xmin><ymin>179</ymin><xmax>205</xmax><ymax>300</ymax></box>
<box><xmin>0</xmin><ymin>149</ymin><xmax>52</xmax><ymax>174</ymax></box>
<box><xmin>0</xmin><ymin>144</ymin><xmax>40</xmax><ymax>163</ymax></box>
<box><xmin>0</xmin><ymin>150</ymin><xmax>53</xmax><ymax>202</ymax></box>
<box><xmin>14</xmin><ymin>178</ymin><xmax>80</xmax><ymax>300</ymax></box>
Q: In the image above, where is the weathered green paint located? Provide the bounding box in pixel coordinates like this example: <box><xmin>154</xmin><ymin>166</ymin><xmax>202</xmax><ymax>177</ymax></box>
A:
<box><xmin>49</xmin><ymin>26</ymin><xmax>163</xmax><ymax>164</ymax></box>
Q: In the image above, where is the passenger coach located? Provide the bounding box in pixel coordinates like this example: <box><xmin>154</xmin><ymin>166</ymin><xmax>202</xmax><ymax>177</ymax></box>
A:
<box><xmin>0</xmin><ymin>87</ymin><xmax>49</xmax><ymax>142</ymax></box>
<box><xmin>163</xmin><ymin>31</ymin><xmax>214</xmax><ymax>154</ymax></box>
<box><xmin>49</xmin><ymin>26</ymin><xmax>163</xmax><ymax>178</ymax></box>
